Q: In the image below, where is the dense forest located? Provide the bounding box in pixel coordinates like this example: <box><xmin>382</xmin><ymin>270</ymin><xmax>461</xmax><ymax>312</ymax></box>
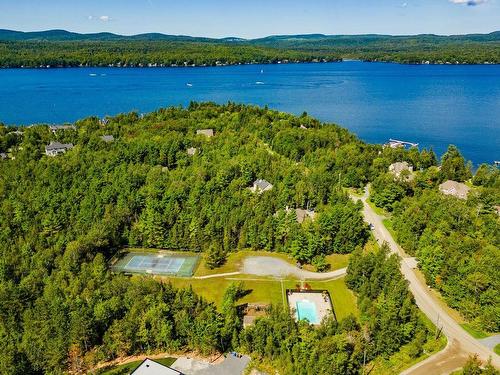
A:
<box><xmin>0</xmin><ymin>103</ymin><xmax>497</xmax><ymax>373</ymax></box>
<box><xmin>0</xmin><ymin>30</ymin><xmax>499</xmax><ymax>67</ymax></box>
<box><xmin>370</xmin><ymin>145</ymin><xmax>500</xmax><ymax>333</ymax></box>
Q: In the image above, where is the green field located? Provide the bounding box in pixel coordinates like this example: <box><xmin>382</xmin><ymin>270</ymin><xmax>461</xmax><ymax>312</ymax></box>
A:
<box><xmin>163</xmin><ymin>275</ymin><xmax>358</xmax><ymax>320</ymax></box>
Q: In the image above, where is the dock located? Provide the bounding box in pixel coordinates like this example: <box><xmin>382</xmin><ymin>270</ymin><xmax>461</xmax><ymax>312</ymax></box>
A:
<box><xmin>385</xmin><ymin>139</ymin><xmax>419</xmax><ymax>149</ymax></box>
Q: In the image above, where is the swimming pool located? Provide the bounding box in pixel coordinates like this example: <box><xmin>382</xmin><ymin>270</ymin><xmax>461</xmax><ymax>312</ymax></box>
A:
<box><xmin>296</xmin><ymin>299</ymin><xmax>319</xmax><ymax>324</ymax></box>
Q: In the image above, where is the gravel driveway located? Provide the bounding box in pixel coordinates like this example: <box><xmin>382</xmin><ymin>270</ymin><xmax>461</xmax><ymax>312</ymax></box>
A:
<box><xmin>242</xmin><ymin>256</ymin><xmax>346</xmax><ymax>280</ymax></box>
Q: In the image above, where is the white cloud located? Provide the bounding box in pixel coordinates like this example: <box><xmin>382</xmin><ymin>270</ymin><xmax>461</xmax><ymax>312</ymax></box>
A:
<box><xmin>88</xmin><ymin>15</ymin><xmax>112</xmax><ymax>22</ymax></box>
<box><xmin>449</xmin><ymin>0</ymin><xmax>487</xmax><ymax>6</ymax></box>
<box><xmin>402</xmin><ymin>2</ymin><xmax>408</xmax><ymax>7</ymax></box>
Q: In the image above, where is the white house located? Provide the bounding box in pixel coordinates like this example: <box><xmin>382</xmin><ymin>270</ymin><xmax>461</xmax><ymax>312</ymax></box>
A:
<box><xmin>45</xmin><ymin>141</ymin><xmax>74</xmax><ymax>156</ymax></box>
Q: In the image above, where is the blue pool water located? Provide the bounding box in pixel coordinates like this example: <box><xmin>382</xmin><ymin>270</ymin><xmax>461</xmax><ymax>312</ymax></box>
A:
<box><xmin>296</xmin><ymin>299</ymin><xmax>319</xmax><ymax>324</ymax></box>
<box><xmin>0</xmin><ymin>62</ymin><xmax>498</xmax><ymax>165</ymax></box>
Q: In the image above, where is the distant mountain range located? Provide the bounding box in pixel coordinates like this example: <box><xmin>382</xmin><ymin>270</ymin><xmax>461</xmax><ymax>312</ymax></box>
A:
<box><xmin>0</xmin><ymin>29</ymin><xmax>499</xmax><ymax>45</ymax></box>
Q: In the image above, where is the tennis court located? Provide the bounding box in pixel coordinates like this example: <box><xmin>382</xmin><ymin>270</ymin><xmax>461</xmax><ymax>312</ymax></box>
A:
<box><xmin>111</xmin><ymin>251</ymin><xmax>200</xmax><ymax>277</ymax></box>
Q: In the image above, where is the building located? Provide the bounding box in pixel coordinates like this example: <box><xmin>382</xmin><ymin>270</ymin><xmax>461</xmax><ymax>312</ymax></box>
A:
<box><xmin>295</xmin><ymin>208</ymin><xmax>316</xmax><ymax>223</ymax></box>
<box><xmin>131</xmin><ymin>358</ymin><xmax>183</xmax><ymax>375</ymax></box>
<box><xmin>48</xmin><ymin>125</ymin><xmax>76</xmax><ymax>134</ymax></box>
<box><xmin>101</xmin><ymin>135</ymin><xmax>114</xmax><ymax>142</ymax></box>
<box><xmin>250</xmin><ymin>179</ymin><xmax>273</xmax><ymax>194</ymax></box>
<box><xmin>45</xmin><ymin>141</ymin><xmax>74</xmax><ymax>156</ymax></box>
<box><xmin>389</xmin><ymin>161</ymin><xmax>414</xmax><ymax>179</ymax></box>
<box><xmin>196</xmin><ymin>129</ymin><xmax>214</xmax><ymax>137</ymax></box>
<box><xmin>187</xmin><ymin>147</ymin><xmax>197</xmax><ymax>156</ymax></box>
<box><xmin>282</xmin><ymin>207</ymin><xmax>316</xmax><ymax>223</ymax></box>
<box><xmin>439</xmin><ymin>180</ymin><xmax>470</xmax><ymax>200</ymax></box>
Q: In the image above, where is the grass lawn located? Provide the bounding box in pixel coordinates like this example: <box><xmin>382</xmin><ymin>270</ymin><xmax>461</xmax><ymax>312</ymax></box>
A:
<box><xmin>98</xmin><ymin>357</ymin><xmax>176</xmax><ymax>375</ymax></box>
<box><xmin>164</xmin><ymin>275</ymin><xmax>358</xmax><ymax>320</ymax></box>
<box><xmin>495</xmin><ymin>344</ymin><xmax>500</xmax><ymax>356</ymax></box>
<box><xmin>460</xmin><ymin>323</ymin><xmax>490</xmax><ymax>339</ymax></box>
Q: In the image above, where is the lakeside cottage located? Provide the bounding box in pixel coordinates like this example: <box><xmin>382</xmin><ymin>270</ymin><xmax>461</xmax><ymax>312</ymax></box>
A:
<box><xmin>101</xmin><ymin>135</ymin><xmax>114</xmax><ymax>142</ymax></box>
<box><xmin>439</xmin><ymin>180</ymin><xmax>470</xmax><ymax>200</ymax></box>
<box><xmin>250</xmin><ymin>179</ymin><xmax>273</xmax><ymax>194</ymax></box>
<box><xmin>196</xmin><ymin>128</ymin><xmax>214</xmax><ymax>137</ymax></box>
<box><xmin>45</xmin><ymin>141</ymin><xmax>74</xmax><ymax>156</ymax></box>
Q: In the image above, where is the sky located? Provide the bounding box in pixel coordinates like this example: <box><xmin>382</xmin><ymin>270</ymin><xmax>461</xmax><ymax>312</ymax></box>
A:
<box><xmin>0</xmin><ymin>0</ymin><xmax>499</xmax><ymax>38</ymax></box>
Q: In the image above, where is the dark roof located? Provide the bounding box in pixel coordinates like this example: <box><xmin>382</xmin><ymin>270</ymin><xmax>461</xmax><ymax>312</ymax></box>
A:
<box><xmin>254</xmin><ymin>179</ymin><xmax>272</xmax><ymax>190</ymax></box>
<box><xmin>45</xmin><ymin>141</ymin><xmax>74</xmax><ymax>151</ymax></box>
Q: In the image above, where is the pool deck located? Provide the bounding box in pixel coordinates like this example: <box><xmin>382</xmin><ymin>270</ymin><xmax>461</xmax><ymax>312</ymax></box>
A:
<box><xmin>287</xmin><ymin>290</ymin><xmax>333</xmax><ymax>325</ymax></box>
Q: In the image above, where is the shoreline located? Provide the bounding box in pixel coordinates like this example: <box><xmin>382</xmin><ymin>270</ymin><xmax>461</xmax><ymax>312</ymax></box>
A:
<box><xmin>1</xmin><ymin>59</ymin><xmax>499</xmax><ymax>70</ymax></box>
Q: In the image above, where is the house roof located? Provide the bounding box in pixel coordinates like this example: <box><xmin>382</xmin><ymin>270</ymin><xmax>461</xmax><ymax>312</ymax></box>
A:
<box><xmin>295</xmin><ymin>208</ymin><xmax>316</xmax><ymax>224</ymax></box>
<box><xmin>131</xmin><ymin>359</ymin><xmax>182</xmax><ymax>375</ymax></box>
<box><xmin>49</xmin><ymin>125</ymin><xmax>76</xmax><ymax>131</ymax></box>
<box><xmin>196</xmin><ymin>129</ymin><xmax>214</xmax><ymax>137</ymax></box>
<box><xmin>389</xmin><ymin>161</ymin><xmax>412</xmax><ymax>174</ymax></box>
<box><xmin>101</xmin><ymin>135</ymin><xmax>114</xmax><ymax>142</ymax></box>
<box><xmin>254</xmin><ymin>179</ymin><xmax>272</xmax><ymax>191</ymax></box>
<box><xmin>45</xmin><ymin>141</ymin><xmax>74</xmax><ymax>151</ymax></box>
<box><xmin>439</xmin><ymin>180</ymin><xmax>470</xmax><ymax>199</ymax></box>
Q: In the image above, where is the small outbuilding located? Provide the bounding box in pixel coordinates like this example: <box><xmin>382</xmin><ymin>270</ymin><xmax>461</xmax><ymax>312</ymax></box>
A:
<box><xmin>45</xmin><ymin>141</ymin><xmax>74</xmax><ymax>156</ymax></box>
<box><xmin>439</xmin><ymin>180</ymin><xmax>470</xmax><ymax>200</ymax></box>
<box><xmin>250</xmin><ymin>179</ymin><xmax>273</xmax><ymax>194</ymax></box>
<box><xmin>131</xmin><ymin>358</ymin><xmax>183</xmax><ymax>375</ymax></box>
<box><xmin>196</xmin><ymin>129</ymin><xmax>214</xmax><ymax>137</ymax></box>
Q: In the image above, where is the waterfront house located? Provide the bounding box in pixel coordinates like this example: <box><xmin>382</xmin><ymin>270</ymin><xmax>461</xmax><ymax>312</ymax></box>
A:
<box><xmin>439</xmin><ymin>180</ymin><xmax>470</xmax><ymax>200</ymax></box>
<box><xmin>45</xmin><ymin>141</ymin><xmax>74</xmax><ymax>156</ymax></box>
<box><xmin>250</xmin><ymin>179</ymin><xmax>273</xmax><ymax>194</ymax></box>
<box><xmin>196</xmin><ymin>129</ymin><xmax>214</xmax><ymax>137</ymax></box>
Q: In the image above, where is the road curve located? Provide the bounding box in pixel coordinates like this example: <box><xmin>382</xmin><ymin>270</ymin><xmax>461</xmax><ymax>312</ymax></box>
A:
<box><xmin>351</xmin><ymin>187</ymin><xmax>500</xmax><ymax>374</ymax></box>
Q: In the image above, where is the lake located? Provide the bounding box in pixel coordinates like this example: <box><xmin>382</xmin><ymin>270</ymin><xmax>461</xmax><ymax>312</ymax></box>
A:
<box><xmin>0</xmin><ymin>61</ymin><xmax>498</xmax><ymax>165</ymax></box>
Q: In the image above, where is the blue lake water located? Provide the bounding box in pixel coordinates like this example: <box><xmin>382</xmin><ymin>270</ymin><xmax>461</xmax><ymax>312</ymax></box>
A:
<box><xmin>0</xmin><ymin>61</ymin><xmax>498</xmax><ymax>165</ymax></box>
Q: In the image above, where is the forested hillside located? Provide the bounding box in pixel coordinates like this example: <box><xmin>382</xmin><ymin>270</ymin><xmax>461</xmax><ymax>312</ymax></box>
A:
<box><xmin>0</xmin><ymin>29</ymin><xmax>498</xmax><ymax>67</ymax></box>
<box><xmin>0</xmin><ymin>103</ymin><xmax>495</xmax><ymax>373</ymax></box>
<box><xmin>0</xmin><ymin>103</ymin><xmax>376</xmax><ymax>374</ymax></box>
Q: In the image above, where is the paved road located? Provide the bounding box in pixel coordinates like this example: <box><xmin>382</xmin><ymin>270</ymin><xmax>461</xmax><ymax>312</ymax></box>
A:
<box><xmin>242</xmin><ymin>256</ymin><xmax>347</xmax><ymax>280</ymax></box>
<box><xmin>352</xmin><ymin>187</ymin><xmax>500</xmax><ymax>374</ymax></box>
